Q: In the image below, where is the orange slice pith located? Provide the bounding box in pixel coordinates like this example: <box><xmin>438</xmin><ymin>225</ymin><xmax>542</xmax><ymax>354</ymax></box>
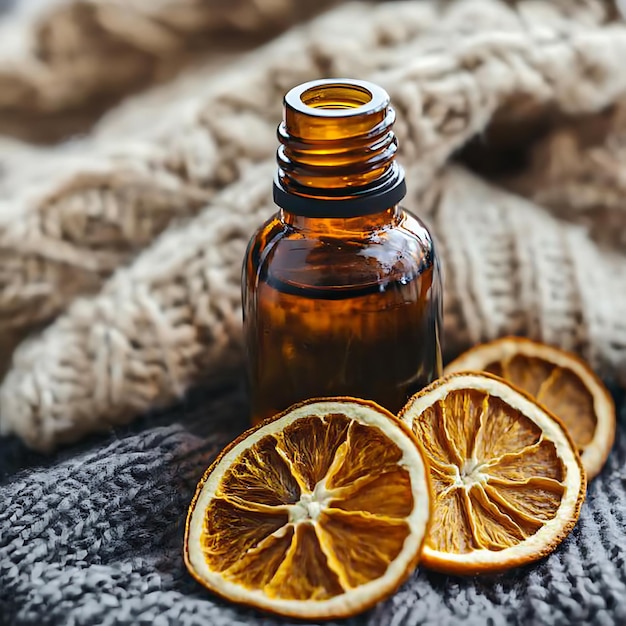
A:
<box><xmin>184</xmin><ymin>398</ymin><xmax>432</xmax><ymax>620</ymax></box>
<box><xmin>399</xmin><ymin>373</ymin><xmax>586</xmax><ymax>575</ymax></box>
<box><xmin>444</xmin><ymin>337</ymin><xmax>615</xmax><ymax>479</ymax></box>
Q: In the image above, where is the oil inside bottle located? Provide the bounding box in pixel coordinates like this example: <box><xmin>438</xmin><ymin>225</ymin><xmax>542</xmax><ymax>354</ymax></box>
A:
<box><xmin>245</xmin><ymin>212</ymin><xmax>442</xmax><ymax>424</ymax></box>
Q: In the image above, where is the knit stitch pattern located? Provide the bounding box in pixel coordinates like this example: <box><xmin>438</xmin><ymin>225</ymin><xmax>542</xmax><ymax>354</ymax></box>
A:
<box><xmin>0</xmin><ymin>0</ymin><xmax>337</xmax><ymax>140</ymax></box>
<box><xmin>1</xmin><ymin>0</ymin><xmax>626</xmax><ymax>451</ymax></box>
<box><xmin>1</xmin><ymin>386</ymin><xmax>625</xmax><ymax>626</ymax></box>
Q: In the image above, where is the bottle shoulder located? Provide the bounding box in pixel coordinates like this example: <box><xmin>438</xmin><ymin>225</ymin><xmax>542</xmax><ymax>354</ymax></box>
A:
<box><xmin>395</xmin><ymin>207</ymin><xmax>437</xmax><ymax>259</ymax></box>
<box><xmin>244</xmin><ymin>208</ymin><xmax>438</xmax><ymax>292</ymax></box>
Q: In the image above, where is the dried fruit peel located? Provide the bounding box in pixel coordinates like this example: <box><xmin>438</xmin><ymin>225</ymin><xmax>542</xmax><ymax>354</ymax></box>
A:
<box><xmin>399</xmin><ymin>373</ymin><xmax>586</xmax><ymax>575</ymax></box>
<box><xmin>445</xmin><ymin>337</ymin><xmax>615</xmax><ymax>478</ymax></box>
<box><xmin>184</xmin><ymin>398</ymin><xmax>432</xmax><ymax>620</ymax></box>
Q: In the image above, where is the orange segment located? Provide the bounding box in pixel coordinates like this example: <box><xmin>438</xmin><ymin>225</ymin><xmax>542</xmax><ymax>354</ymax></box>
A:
<box><xmin>427</xmin><ymin>488</ymin><xmax>475</xmax><ymax>554</ymax></box>
<box><xmin>218</xmin><ymin>435</ymin><xmax>301</xmax><ymax>505</ymax></box>
<box><xmin>201</xmin><ymin>498</ymin><xmax>289</xmax><ymax>572</ymax></box>
<box><xmin>445</xmin><ymin>336</ymin><xmax>615</xmax><ymax>479</ymax></box>
<box><xmin>184</xmin><ymin>398</ymin><xmax>432</xmax><ymax>620</ymax></box>
<box><xmin>466</xmin><ymin>485</ymin><xmax>527</xmax><ymax>549</ymax></box>
<box><xmin>264</xmin><ymin>523</ymin><xmax>344</xmax><ymax>600</ymax></box>
<box><xmin>472</xmin><ymin>397</ymin><xmax>542</xmax><ymax>459</ymax></box>
<box><xmin>325</xmin><ymin>420</ymin><xmax>404</xmax><ymax>489</ymax></box>
<box><xmin>317</xmin><ymin>509</ymin><xmax>410</xmax><ymax>588</ymax></box>
<box><xmin>485</xmin><ymin>480</ymin><xmax>563</xmax><ymax>526</ymax></box>
<box><xmin>273</xmin><ymin>414</ymin><xmax>351</xmax><ymax>491</ymax></box>
<box><xmin>485</xmin><ymin>439</ymin><xmax>564</xmax><ymax>482</ymax></box>
<box><xmin>222</xmin><ymin>527</ymin><xmax>295</xmax><ymax>589</ymax></box>
<box><xmin>399</xmin><ymin>373</ymin><xmax>586</xmax><ymax>575</ymax></box>
<box><xmin>329</xmin><ymin>469</ymin><xmax>414</xmax><ymax>517</ymax></box>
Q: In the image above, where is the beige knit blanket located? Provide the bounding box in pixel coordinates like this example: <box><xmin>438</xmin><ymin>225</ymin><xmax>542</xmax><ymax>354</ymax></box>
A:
<box><xmin>0</xmin><ymin>0</ymin><xmax>625</xmax><ymax>452</ymax></box>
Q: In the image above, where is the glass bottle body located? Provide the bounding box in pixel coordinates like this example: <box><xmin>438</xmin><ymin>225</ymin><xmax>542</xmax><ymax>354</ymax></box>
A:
<box><xmin>243</xmin><ymin>206</ymin><xmax>442</xmax><ymax>425</ymax></box>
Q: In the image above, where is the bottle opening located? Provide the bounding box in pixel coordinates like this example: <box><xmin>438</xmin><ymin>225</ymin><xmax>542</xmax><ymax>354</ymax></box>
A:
<box><xmin>275</xmin><ymin>78</ymin><xmax>406</xmax><ymax>217</ymax></box>
<box><xmin>300</xmin><ymin>83</ymin><xmax>373</xmax><ymax>111</ymax></box>
<box><xmin>285</xmin><ymin>79</ymin><xmax>388</xmax><ymax>122</ymax></box>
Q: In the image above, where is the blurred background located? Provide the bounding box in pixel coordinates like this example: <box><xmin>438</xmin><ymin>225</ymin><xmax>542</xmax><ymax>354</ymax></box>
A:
<box><xmin>0</xmin><ymin>0</ymin><xmax>339</xmax><ymax>143</ymax></box>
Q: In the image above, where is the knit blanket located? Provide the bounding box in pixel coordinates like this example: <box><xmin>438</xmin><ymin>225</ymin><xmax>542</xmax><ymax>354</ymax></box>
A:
<box><xmin>1</xmin><ymin>0</ymin><xmax>626</xmax><ymax>624</ymax></box>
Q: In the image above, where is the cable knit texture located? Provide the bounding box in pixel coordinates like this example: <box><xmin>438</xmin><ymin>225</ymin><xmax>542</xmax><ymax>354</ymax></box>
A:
<box><xmin>0</xmin><ymin>0</ymin><xmax>625</xmax><ymax>450</ymax></box>
<box><xmin>0</xmin><ymin>0</ymin><xmax>339</xmax><ymax>141</ymax></box>
<box><xmin>1</xmin><ymin>0</ymin><xmax>626</xmax><ymax>622</ymax></box>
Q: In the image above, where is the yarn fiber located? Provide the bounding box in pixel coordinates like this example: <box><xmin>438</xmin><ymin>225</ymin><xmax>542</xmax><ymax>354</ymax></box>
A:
<box><xmin>0</xmin><ymin>0</ymin><xmax>337</xmax><ymax>140</ymax></box>
<box><xmin>1</xmin><ymin>0</ymin><xmax>625</xmax><ymax>451</ymax></box>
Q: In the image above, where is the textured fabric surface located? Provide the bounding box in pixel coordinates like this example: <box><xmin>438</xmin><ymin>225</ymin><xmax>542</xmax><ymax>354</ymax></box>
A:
<box><xmin>1</xmin><ymin>1</ymin><xmax>626</xmax><ymax>624</ymax></box>
<box><xmin>1</xmin><ymin>0</ymin><xmax>626</xmax><ymax>451</ymax></box>
<box><xmin>1</xmin><ymin>387</ymin><xmax>625</xmax><ymax>626</ymax></box>
<box><xmin>0</xmin><ymin>0</ymin><xmax>337</xmax><ymax>141</ymax></box>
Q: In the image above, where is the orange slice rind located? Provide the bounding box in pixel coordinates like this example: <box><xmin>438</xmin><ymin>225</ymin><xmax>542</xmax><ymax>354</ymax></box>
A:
<box><xmin>184</xmin><ymin>398</ymin><xmax>432</xmax><ymax>620</ymax></box>
<box><xmin>444</xmin><ymin>337</ymin><xmax>615</xmax><ymax>479</ymax></box>
<box><xmin>399</xmin><ymin>373</ymin><xmax>586</xmax><ymax>575</ymax></box>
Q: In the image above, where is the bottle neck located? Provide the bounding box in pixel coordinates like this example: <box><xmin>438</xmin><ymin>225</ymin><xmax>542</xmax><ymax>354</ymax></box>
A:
<box><xmin>273</xmin><ymin>79</ymin><xmax>406</xmax><ymax>218</ymax></box>
<box><xmin>281</xmin><ymin>205</ymin><xmax>400</xmax><ymax>236</ymax></box>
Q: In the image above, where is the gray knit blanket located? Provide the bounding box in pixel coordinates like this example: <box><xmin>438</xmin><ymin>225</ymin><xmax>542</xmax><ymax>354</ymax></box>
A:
<box><xmin>1</xmin><ymin>384</ymin><xmax>624</xmax><ymax>626</ymax></box>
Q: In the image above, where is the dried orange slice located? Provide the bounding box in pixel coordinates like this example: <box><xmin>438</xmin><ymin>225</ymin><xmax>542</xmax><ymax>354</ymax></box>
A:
<box><xmin>399</xmin><ymin>373</ymin><xmax>586</xmax><ymax>575</ymax></box>
<box><xmin>184</xmin><ymin>398</ymin><xmax>432</xmax><ymax>620</ymax></box>
<box><xmin>445</xmin><ymin>337</ymin><xmax>615</xmax><ymax>479</ymax></box>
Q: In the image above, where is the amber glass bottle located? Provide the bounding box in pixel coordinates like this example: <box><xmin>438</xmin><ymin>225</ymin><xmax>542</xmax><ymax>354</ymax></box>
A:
<box><xmin>242</xmin><ymin>79</ymin><xmax>442</xmax><ymax>425</ymax></box>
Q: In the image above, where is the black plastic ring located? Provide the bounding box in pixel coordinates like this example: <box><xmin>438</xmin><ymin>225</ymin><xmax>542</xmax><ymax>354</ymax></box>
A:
<box><xmin>273</xmin><ymin>172</ymin><xmax>407</xmax><ymax>218</ymax></box>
